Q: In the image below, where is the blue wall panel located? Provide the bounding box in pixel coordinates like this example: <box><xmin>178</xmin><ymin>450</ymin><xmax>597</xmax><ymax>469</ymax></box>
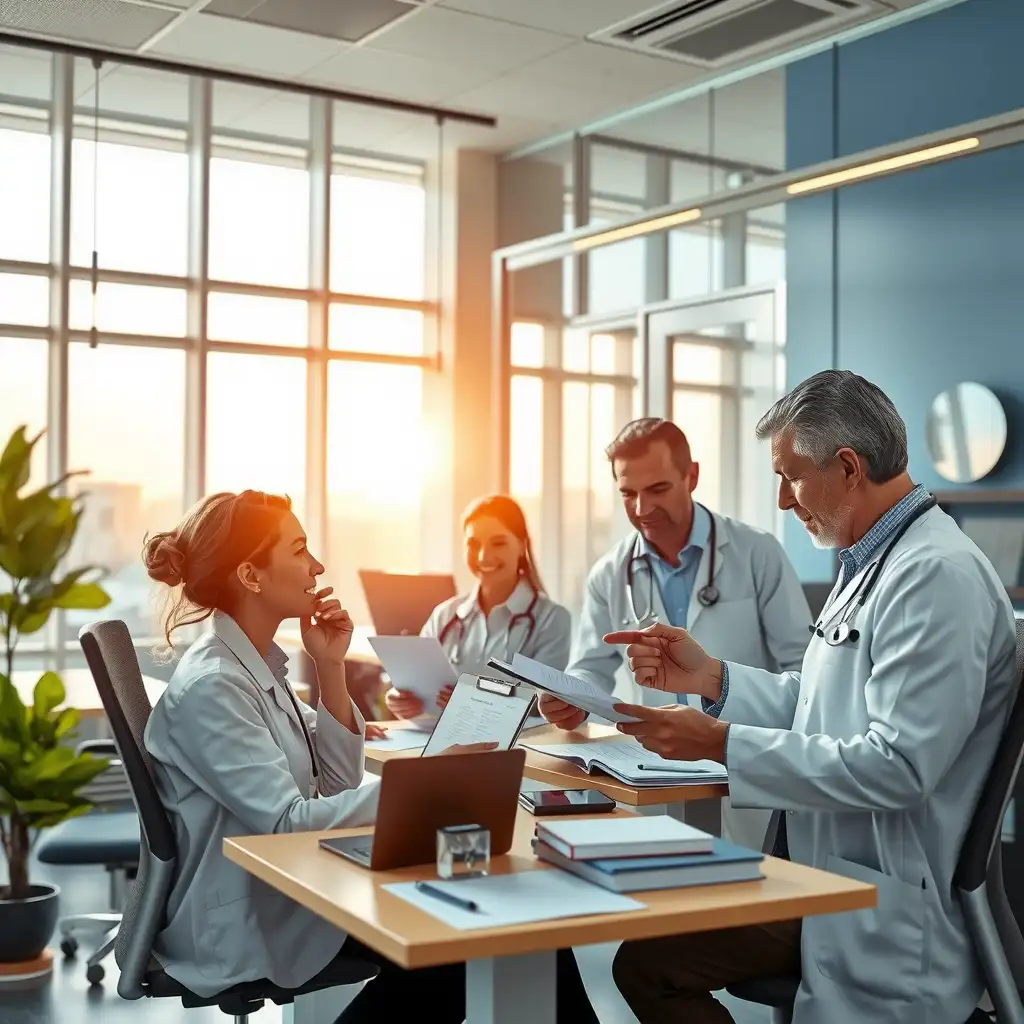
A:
<box><xmin>783</xmin><ymin>0</ymin><xmax>1024</xmax><ymax>579</ymax></box>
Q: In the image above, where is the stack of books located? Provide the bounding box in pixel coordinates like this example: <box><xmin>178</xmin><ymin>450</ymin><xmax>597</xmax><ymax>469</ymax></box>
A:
<box><xmin>532</xmin><ymin>815</ymin><xmax>763</xmax><ymax>893</ymax></box>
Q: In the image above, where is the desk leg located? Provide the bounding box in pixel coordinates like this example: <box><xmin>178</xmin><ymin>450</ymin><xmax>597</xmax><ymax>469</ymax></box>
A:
<box><xmin>283</xmin><ymin>984</ymin><xmax>364</xmax><ymax>1024</ymax></box>
<box><xmin>633</xmin><ymin>798</ymin><xmax>722</xmax><ymax>836</ymax></box>
<box><xmin>466</xmin><ymin>951</ymin><xmax>556</xmax><ymax>1024</ymax></box>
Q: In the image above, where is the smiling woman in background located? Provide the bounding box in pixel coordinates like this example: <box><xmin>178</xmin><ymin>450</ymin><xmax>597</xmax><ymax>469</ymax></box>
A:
<box><xmin>385</xmin><ymin>494</ymin><xmax>571</xmax><ymax>719</ymax></box>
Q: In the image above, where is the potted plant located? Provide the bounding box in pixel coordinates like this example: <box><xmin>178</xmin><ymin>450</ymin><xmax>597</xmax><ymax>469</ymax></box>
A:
<box><xmin>0</xmin><ymin>425</ymin><xmax>112</xmax><ymax>965</ymax></box>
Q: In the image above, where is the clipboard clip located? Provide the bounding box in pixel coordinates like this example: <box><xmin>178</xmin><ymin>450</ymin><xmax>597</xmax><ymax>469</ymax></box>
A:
<box><xmin>475</xmin><ymin>675</ymin><xmax>517</xmax><ymax>697</ymax></box>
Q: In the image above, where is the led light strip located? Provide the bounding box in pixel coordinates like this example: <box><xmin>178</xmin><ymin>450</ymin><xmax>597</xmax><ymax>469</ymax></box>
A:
<box><xmin>786</xmin><ymin>137</ymin><xmax>980</xmax><ymax>195</ymax></box>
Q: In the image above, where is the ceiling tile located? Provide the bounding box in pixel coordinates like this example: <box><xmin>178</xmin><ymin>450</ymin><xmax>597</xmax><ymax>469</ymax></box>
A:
<box><xmin>149</xmin><ymin>12</ymin><xmax>343</xmax><ymax>76</ymax></box>
<box><xmin>0</xmin><ymin>0</ymin><xmax>177</xmax><ymax>49</ymax></box>
<box><xmin>303</xmin><ymin>45</ymin><xmax>494</xmax><ymax>104</ymax></box>
<box><xmin>516</xmin><ymin>41</ymin><xmax>698</xmax><ymax>97</ymax></box>
<box><xmin>206</xmin><ymin>0</ymin><xmax>416</xmax><ymax>44</ymax></box>
<box><xmin>437</xmin><ymin>0</ymin><xmax>664</xmax><ymax>38</ymax></box>
<box><xmin>451</xmin><ymin>72</ymin><xmax>623</xmax><ymax>126</ymax></box>
<box><xmin>368</xmin><ymin>6</ymin><xmax>573</xmax><ymax>75</ymax></box>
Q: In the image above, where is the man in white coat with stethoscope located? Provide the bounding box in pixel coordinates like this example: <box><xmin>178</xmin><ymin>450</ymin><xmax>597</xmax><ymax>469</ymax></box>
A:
<box><xmin>539</xmin><ymin>416</ymin><xmax>811</xmax><ymax>850</ymax></box>
<box><xmin>607</xmin><ymin>370</ymin><xmax>1018</xmax><ymax>1024</ymax></box>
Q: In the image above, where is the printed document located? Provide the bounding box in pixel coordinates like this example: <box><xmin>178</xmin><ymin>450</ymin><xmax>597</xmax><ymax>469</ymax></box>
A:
<box><xmin>422</xmin><ymin>676</ymin><xmax>535</xmax><ymax>756</ymax></box>
<box><xmin>383</xmin><ymin>869</ymin><xmax>641</xmax><ymax>930</ymax></box>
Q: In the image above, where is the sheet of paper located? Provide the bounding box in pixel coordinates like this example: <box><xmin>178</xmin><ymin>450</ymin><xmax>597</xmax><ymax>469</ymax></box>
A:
<box><xmin>368</xmin><ymin>635</ymin><xmax>457</xmax><ymax>706</ymax></box>
<box><xmin>364</xmin><ymin>730</ymin><xmax>428</xmax><ymax>752</ymax></box>
<box><xmin>383</xmin><ymin>869</ymin><xmax>642</xmax><ymax>930</ymax></box>
<box><xmin>488</xmin><ymin>654</ymin><xmax>641</xmax><ymax>724</ymax></box>
<box><xmin>422</xmin><ymin>676</ymin><xmax>533</xmax><ymax>756</ymax></box>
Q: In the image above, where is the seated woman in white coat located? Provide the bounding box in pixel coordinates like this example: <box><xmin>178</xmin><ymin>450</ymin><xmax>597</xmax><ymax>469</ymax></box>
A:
<box><xmin>143</xmin><ymin>489</ymin><xmax>597</xmax><ymax>1024</ymax></box>
<box><xmin>385</xmin><ymin>494</ymin><xmax>571</xmax><ymax>720</ymax></box>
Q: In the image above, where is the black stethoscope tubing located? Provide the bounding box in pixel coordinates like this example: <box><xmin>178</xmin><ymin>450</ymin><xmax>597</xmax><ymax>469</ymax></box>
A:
<box><xmin>626</xmin><ymin>504</ymin><xmax>720</xmax><ymax>625</ymax></box>
<box><xmin>810</xmin><ymin>496</ymin><xmax>937</xmax><ymax>647</ymax></box>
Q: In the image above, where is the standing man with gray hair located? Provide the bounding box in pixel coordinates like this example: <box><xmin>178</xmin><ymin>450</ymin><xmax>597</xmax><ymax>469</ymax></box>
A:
<box><xmin>607</xmin><ymin>370</ymin><xmax>1017</xmax><ymax>1024</ymax></box>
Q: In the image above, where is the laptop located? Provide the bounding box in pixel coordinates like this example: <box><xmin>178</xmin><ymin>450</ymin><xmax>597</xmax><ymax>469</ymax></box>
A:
<box><xmin>319</xmin><ymin>748</ymin><xmax>525</xmax><ymax>870</ymax></box>
<box><xmin>358</xmin><ymin>570</ymin><xmax>457</xmax><ymax>636</ymax></box>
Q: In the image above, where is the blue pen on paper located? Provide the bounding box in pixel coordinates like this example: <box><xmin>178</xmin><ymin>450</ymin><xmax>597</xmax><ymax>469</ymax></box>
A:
<box><xmin>635</xmin><ymin>764</ymin><xmax>710</xmax><ymax>774</ymax></box>
<box><xmin>414</xmin><ymin>880</ymin><xmax>479</xmax><ymax>913</ymax></box>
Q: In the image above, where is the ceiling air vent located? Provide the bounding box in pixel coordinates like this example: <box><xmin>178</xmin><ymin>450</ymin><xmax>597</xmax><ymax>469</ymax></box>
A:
<box><xmin>594</xmin><ymin>0</ymin><xmax>881</xmax><ymax>68</ymax></box>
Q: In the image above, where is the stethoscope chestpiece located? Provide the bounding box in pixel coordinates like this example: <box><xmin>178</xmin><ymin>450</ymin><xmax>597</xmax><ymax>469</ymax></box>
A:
<box><xmin>697</xmin><ymin>583</ymin><xmax>719</xmax><ymax>608</ymax></box>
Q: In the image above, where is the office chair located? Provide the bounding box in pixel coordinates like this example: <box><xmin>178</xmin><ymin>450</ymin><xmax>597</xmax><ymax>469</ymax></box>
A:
<box><xmin>35</xmin><ymin>741</ymin><xmax>140</xmax><ymax>984</ymax></box>
<box><xmin>727</xmin><ymin>619</ymin><xmax>1024</xmax><ymax>1024</ymax></box>
<box><xmin>78</xmin><ymin>619</ymin><xmax>378</xmax><ymax>1022</ymax></box>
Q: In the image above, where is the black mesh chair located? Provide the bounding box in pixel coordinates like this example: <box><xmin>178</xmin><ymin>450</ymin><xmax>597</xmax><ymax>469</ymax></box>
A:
<box><xmin>728</xmin><ymin>619</ymin><xmax>1024</xmax><ymax>1024</ymax></box>
<box><xmin>78</xmin><ymin>619</ymin><xmax>378</xmax><ymax>1022</ymax></box>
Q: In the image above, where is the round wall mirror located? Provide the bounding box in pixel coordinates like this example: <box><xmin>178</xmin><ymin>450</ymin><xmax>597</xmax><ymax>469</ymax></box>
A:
<box><xmin>926</xmin><ymin>382</ymin><xmax>1007</xmax><ymax>483</ymax></box>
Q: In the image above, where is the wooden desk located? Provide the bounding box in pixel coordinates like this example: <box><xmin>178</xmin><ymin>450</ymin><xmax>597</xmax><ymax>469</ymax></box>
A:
<box><xmin>364</xmin><ymin>720</ymin><xmax>728</xmax><ymax>808</ymax></box>
<box><xmin>10</xmin><ymin>667</ymin><xmax>310</xmax><ymax>718</ymax></box>
<box><xmin>225</xmin><ymin>807</ymin><xmax>874</xmax><ymax>1022</ymax></box>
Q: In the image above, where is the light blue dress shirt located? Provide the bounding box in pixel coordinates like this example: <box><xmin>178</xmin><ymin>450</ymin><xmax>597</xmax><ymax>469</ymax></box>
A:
<box><xmin>642</xmin><ymin>502</ymin><xmax>712</xmax><ymax>629</ymax></box>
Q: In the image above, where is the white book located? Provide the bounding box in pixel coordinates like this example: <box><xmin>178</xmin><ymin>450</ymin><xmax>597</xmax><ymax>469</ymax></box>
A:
<box><xmin>536</xmin><ymin>815</ymin><xmax>714</xmax><ymax>861</ymax></box>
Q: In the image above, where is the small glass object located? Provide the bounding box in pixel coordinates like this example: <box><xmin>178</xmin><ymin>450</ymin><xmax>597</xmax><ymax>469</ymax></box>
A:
<box><xmin>436</xmin><ymin>823</ymin><xmax>490</xmax><ymax>879</ymax></box>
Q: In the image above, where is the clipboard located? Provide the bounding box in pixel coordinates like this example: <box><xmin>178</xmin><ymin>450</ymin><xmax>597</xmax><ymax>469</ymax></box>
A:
<box><xmin>421</xmin><ymin>673</ymin><xmax>538</xmax><ymax>757</ymax></box>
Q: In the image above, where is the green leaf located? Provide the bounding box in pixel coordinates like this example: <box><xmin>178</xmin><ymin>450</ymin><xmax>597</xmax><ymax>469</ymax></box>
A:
<box><xmin>0</xmin><ymin>675</ymin><xmax>29</xmax><ymax>742</ymax></box>
<box><xmin>10</xmin><ymin>604</ymin><xmax>52</xmax><ymax>636</ymax></box>
<box><xmin>52</xmin><ymin>707</ymin><xmax>79</xmax><ymax>739</ymax></box>
<box><xmin>31</xmin><ymin>672</ymin><xmax>65</xmax><ymax>718</ymax></box>
<box><xmin>15</xmin><ymin>746</ymin><xmax>74</xmax><ymax>784</ymax></box>
<box><xmin>53</xmin><ymin>582</ymin><xmax>110</xmax><ymax>611</ymax></box>
<box><xmin>29</xmin><ymin>804</ymin><xmax>91</xmax><ymax>830</ymax></box>
<box><xmin>0</xmin><ymin>426</ymin><xmax>38</xmax><ymax>495</ymax></box>
<box><xmin>14</xmin><ymin>798</ymin><xmax>70</xmax><ymax>814</ymax></box>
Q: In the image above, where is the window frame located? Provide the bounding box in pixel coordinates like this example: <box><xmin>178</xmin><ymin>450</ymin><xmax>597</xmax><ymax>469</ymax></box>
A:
<box><xmin>0</xmin><ymin>55</ymin><xmax>438</xmax><ymax>661</ymax></box>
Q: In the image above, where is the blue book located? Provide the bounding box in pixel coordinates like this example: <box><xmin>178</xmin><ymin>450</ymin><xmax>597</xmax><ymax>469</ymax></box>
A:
<box><xmin>533</xmin><ymin>838</ymin><xmax>764</xmax><ymax>893</ymax></box>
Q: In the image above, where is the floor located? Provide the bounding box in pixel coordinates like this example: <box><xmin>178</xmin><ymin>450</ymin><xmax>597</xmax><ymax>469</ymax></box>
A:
<box><xmin>0</xmin><ymin>854</ymin><xmax>768</xmax><ymax>1024</ymax></box>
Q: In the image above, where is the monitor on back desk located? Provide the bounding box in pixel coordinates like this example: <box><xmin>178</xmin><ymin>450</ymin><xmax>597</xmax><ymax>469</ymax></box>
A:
<box><xmin>358</xmin><ymin>570</ymin><xmax>458</xmax><ymax>636</ymax></box>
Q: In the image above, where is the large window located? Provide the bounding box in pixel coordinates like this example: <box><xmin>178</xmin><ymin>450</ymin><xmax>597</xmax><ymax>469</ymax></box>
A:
<box><xmin>326</xmin><ymin>363</ymin><xmax>428</xmax><ymax>625</ymax></box>
<box><xmin>510</xmin><ymin>321</ymin><xmax>638</xmax><ymax>612</ymax></box>
<box><xmin>0</xmin><ymin>49</ymin><xmax>435</xmax><ymax>660</ymax></box>
<box><xmin>206</xmin><ymin>353</ymin><xmax>308</xmax><ymax>521</ymax></box>
<box><xmin>0</xmin><ymin>127</ymin><xmax>50</xmax><ymax>263</ymax></box>
<box><xmin>66</xmin><ymin>344</ymin><xmax>186</xmax><ymax>643</ymax></box>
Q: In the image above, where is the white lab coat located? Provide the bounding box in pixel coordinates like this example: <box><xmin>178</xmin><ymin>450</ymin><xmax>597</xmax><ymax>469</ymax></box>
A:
<box><xmin>722</xmin><ymin>506</ymin><xmax>1017</xmax><ymax>1023</ymax></box>
<box><xmin>570</xmin><ymin>512</ymin><xmax>811</xmax><ymax>850</ymax></box>
<box><xmin>423</xmin><ymin>579</ymin><xmax>572</xmax><ymax>676</ymax></box>
<box><xmin>144</xmin><ymin>612</ymin><xmax>380</xmax><ymax>997</ymax></box>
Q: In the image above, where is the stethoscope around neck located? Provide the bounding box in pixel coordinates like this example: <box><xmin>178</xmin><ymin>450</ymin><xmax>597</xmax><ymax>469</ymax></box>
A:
<box><xmin>625</xmin><ymin>504</ymin><xmax>720</xmax><ymax>627</ymax></box>
<box><xmin>438</xmin><ymin>585</ymin><xmax>540</xmax><ymax>665</ymax></box>
<box><xmin>810</xmin><ymin>496</ymin><xmax>937</xmax><ymax>647</ymax></box>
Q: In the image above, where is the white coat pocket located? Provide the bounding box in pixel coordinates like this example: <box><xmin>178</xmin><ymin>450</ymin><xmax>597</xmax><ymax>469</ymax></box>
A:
<box><xmin>809</xmin><ymin>855</ymin><xmax>926</xmax><ymax>1002</ymax></box>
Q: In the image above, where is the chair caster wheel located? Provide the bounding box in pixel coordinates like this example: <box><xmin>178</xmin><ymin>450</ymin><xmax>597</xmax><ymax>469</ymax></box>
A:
<box><xmin>60</xmin><ymin>938</ymin><xmax>78</xmax><ymax>958</ymax></box>
<box><xmin>86</xmin><ymin>964</ymin><xmax>105</xmax><ymax>985</ymax></box>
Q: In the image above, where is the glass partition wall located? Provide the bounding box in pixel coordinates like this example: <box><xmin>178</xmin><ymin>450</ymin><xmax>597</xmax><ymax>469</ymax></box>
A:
<box><xmin>0</xmin><ymin>44</ymin><xmax>454</xmax><ymax>667</ymax></box>
<box><xmin>495</xmin><ymin>83</ymin><xmax>1020</xmax><ymax>614</ymax></box>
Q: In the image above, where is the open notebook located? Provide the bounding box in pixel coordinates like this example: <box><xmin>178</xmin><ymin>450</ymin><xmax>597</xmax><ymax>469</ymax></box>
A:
<box><xmin>520</xmin><ymin>736</ymin><xmax>728</xmax><ymax>788</ymax></box>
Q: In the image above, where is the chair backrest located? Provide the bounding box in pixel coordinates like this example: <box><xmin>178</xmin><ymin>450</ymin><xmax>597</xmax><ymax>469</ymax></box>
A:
<box><xmin>79</xmin><ymin>619</ymin><xmax>178</xmax><ymax>1000</ymax></box>
<box><xmin>954</xmin><ymin>619</ymin><xmax>1024</xmax><ymax>984</ymax></box>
